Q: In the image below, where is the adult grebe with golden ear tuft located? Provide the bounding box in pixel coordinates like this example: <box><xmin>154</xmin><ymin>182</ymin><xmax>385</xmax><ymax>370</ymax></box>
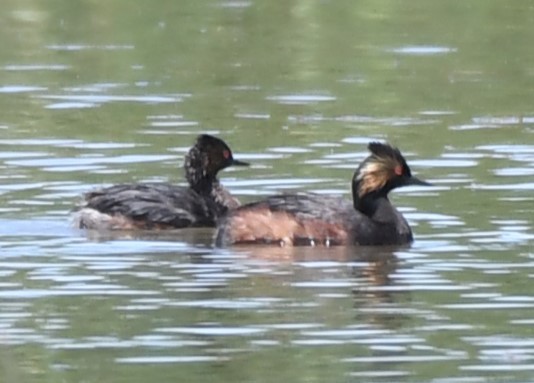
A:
<box><xmin>74</xmin><ymin>134</ymin><xmax>248</xmax><ymax>230</ymax></box>
<box><xmin>215</xmin><ymin>142</ymin><xmax>430</xmax><ymax>247</ymax></box>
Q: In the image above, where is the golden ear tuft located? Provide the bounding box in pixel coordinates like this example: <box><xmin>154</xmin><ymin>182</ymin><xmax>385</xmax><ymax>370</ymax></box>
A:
<box><xmin>356</xmin><ymin>142</ymin><xmax>410</xmax><ymax>197</ymax></box>
<box><xmin>357</xmin><ymin>161</ymin><xmax>390</xmax><ymax>197</ymax></box>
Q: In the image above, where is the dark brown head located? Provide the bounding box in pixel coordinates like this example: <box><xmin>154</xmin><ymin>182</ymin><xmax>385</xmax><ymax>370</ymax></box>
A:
<box><xmin>184</xmin><ymin>134</ymin><xmax>248</xmax><ymax>190</ymax></box>
<box><xmin>352</xmin><ymin>142</ymin><xmax>430</xmax><ymax>205</ymax></box>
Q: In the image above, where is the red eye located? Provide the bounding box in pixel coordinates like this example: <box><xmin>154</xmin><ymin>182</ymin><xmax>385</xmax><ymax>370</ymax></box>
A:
<box><xmin>394</xmin><ymin>165</ymin><xmax>403</xmax><ymax>176</ymax></box>
<box><xmin>223</xmin><ymin>150</ymin><xmax>230</xmax><ymax>159</ymax></box>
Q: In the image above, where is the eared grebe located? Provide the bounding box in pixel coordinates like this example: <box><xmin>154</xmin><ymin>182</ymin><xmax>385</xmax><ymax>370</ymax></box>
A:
<box><xmin>215</xmin><ymin>142</ymin><xmax>430</xmax><ymax>247</ymax></box>
<box><xmin>74</xmin><ymin>134</ymin><xmax>248</xmax><ymax>230</ymax></box>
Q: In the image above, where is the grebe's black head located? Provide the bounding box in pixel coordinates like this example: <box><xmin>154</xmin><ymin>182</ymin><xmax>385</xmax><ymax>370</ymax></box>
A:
<box><xmin>352</xmin><ymin>142</ymin><xmax>430</xmax><ymax>211</ymax></box>
<box><xmin>184</xmin><ymin>134</ymin><xmax>248</xmax><ymax>190</ymax></box>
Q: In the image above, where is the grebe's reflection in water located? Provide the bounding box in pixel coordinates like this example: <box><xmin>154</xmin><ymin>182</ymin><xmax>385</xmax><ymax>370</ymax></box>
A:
<box><xmin>232</xmin><ymin>244</ymin><xmax>411</xmax><ymax>330</ymax></box>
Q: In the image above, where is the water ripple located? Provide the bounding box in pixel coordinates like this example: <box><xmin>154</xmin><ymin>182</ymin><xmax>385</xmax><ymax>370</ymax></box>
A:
<box><xmin>267</xmin><ymin>94</ymin><xmax>336</xmax><ymax>104</ymax></box>
<box><xmin>0</xmin><ymin>85</ymin><xmax>47</xmax><ymax>93</ymax></box>
<box><xmin>3</xmin><ymin>64</ymin><xmax>70</xmax><ymax>71</ymax></box>
<box><xmin>46</xmin><ymin>44</ymin><xmax>135</xmax><ymax>51</ymax></box>
<box><xmin>119</xmin><ymin>355</ymin><xmax>230</xmax><ymax>364</ymax></box>
<box><xmin>154</xmin><ymin>326</ymin><xmax>267</xmax><ymax>336</ymax></box>
<box><xmin>37</xmin><ymin>94</ymin><xmax>188</xmax><ymax>106</ymax></box>
<box><xmin>388</xmin><ymin>45</ymin><xmax>457</xmax><ymax>55</ymax></box>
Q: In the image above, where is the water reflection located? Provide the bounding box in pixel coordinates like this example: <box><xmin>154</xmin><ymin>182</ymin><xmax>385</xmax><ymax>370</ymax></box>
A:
<box><xmin>350</xmin><ymin>248</ymin><xmax>406</xmax><ymax>329</ymax></box>
<box><xmin>1</xmin><ymin>214</ymin><xmax>533</xmax><ymax>382</ymax></box>
<box><xmin>78</xmin><ymin>227</ymin><xmax>216</xmax><ymax>247</ymax></box>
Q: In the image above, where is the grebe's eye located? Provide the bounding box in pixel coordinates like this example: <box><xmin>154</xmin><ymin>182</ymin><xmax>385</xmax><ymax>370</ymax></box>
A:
<box><xmin>394</xmin><ymin>165</ymin><xmax>403</xmax><ymax>176</ymax></box>
<box><xmin>222</xmin><ymin>150</ymin><xmax>230</xmax><ymax>159</ymax></box>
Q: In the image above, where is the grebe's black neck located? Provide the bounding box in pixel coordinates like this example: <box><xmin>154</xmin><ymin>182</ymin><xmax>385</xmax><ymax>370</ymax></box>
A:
<box><xmin>352</xmin><ymin>178</ymin><xmax>392</xmax><ymax>219</ymax></box>
<box><xmin>184</xmin><ymin>151</ymin><xmax>219</xmax><ymax>195</ymax></box>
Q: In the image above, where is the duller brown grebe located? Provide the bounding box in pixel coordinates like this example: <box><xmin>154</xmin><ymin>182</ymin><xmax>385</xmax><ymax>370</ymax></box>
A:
<box><xmin>74</xmin><ymin>134</ymin><xmax>248</xmax><ymax>230</ymax></box>
<box><xmin>215</xmin><ymin>142</ymin><xmax>430</xmax><ymax>247</ymax></box>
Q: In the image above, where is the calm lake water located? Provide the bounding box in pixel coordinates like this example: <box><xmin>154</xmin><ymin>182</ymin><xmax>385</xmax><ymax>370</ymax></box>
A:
<box><xmin>1</xmin><ymin>0</ymin><xmax>534</xmax><ymax>382</ymax></box>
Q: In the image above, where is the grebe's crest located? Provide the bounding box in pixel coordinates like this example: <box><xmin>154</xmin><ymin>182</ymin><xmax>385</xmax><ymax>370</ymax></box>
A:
<box><xmin>355</xmin><ymin>142</ymin><xmax>411</xmax><ymax>197</ymax></box>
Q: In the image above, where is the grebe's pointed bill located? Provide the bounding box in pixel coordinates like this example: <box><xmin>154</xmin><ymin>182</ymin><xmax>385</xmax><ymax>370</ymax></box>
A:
<box><xmin>231</xmin><ymin>158</ymin><xmax>249</xmax><ymax>167</ymax></box>
<box><xmin>405</xmin><ymin>176</ymin><xmax>432</xmax><ymax>187</ymax></box>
